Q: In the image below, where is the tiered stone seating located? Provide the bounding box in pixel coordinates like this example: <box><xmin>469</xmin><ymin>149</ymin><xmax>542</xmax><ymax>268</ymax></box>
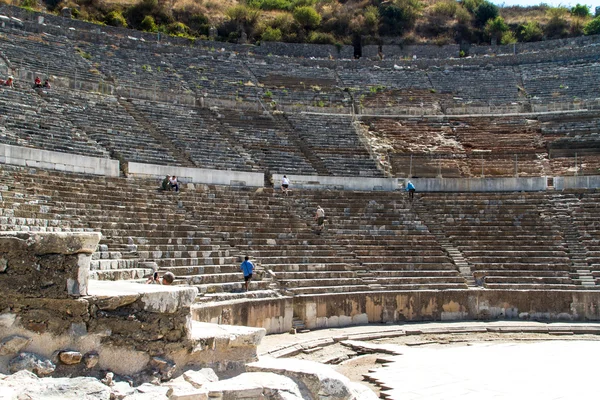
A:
<box><xmin>419</xmin><ymin>192</ymin><xmax>579</xmax><ymax>289</ymax></box>
<box><xmin>286</xmin><ymin>114</ymin><xmax>383</xmax><ymax>177</ymax></box>
<box><xmin>427</xmin><ymin>65</ymin><xmax>521</xmax><ymax>105</ymax></box>
<box><xmin>569</xmin><ymin>191</ymin><xmax>600</xmax><ymax>284</ymax></box>
<box><xmin>40</xmin><ymin>88</ymin><xmax>183</xmax><ymax>165</ymax></box>
<box><xmin>521</xmin><ymin>61</ymin><xmax>600</xmax><ymax>103</ymax></box>
<box><xmin>247</xmin><ymin>61</ymin><xmax>348</xmax><ymax>107</ymax></box>
<box><xmin>337</xmin><ymin>66</ymin><xmax>431</xmax><ymax>95</ymax></box>
<box><xmin>177</xmin><ymin>188</ymin><xmax>466</xmax><ymax>295</ymax></box>
<box><xmin>217</xmin><ymin>109</ymin><xmax>317</xmax><ymax>174</ymax></box>
<box><xmin>360</xmin><ymin>116</ymin><xmax>547</xmax><ymax>177</ymax></box>
<box><xmin>0</xmin><ymin>30</ymin><xmax>101</xmax><ymax>84</ymax></box>
<box><xmin>0</xmin><ymin>86</ymin><xmax>109</xmax><ymax>158</ymax></box>
<box><xmin>130</xmin><ymin>100</ymin><xmax>253</xmax><ymax>171</ymax></box>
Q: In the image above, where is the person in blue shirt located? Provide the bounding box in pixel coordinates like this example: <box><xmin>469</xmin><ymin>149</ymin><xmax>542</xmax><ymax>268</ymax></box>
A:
<box><xmin>406</xmin><ymin>180</ymin><xmax>416</xmax><ymax>200</ymax></box>
<box><xmin>240</xmin><ymin>256</ymin><xmax>255</xmax><ymax>291</ymax></box>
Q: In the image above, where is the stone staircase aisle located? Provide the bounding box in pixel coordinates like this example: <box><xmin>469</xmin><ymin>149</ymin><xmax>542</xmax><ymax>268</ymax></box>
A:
<box><xmin>551</xmin><ymin>194</ymin><xmax>597</xmax><ymax>288</ymax></box>
<box><xmin>119</xmin><ymin>98</ymin><xmax>196</xmax><ymax>168</ymax></box>
<box><xmin>412</xmin><ymin>199</ymin><xmax>476</xmax><ymax>287</ymax></box>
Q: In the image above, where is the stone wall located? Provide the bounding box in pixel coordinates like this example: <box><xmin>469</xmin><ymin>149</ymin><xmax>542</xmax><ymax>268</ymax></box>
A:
<box><xmin>191</xmin><ymin>297</ymin><xmax>294</xmax><ymax>334</ymax></box>
<box><xmin>0</xmin><ymin>144</ymin><xmax>120</xmax><ymax>177</ymax></box>
<box><xmin>127</xmin><ymin>162</ymin><xmax>264</xmax><ymax>187</ymax></box>
<box><xmin>0</xmin><ymin>231</ymin><xmax>264</xmax><ymax>380</ymax></box>
<box><xmin>293</xmin><ymin>290</ymin><xmax>600</xmax><ymax>329</ymax></box>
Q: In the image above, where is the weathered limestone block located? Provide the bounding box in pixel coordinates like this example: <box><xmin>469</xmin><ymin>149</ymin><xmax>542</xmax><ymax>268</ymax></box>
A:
<box><xmin>163</xmin><ymin>376</ymin><xmax>209</xmax><ymax>400</ymax></box>
<box><xmin>0</xmin><ymin>335</ymin><xmax>31</xmax><ymax>356</ymax></box>
<box><xmin>0</xmin><ymin>232</ymin><xmax>101</xmax><ymax>298</ymax></box>
<box><xmin>204</xmin><ymin>372</ymin><xmax>304</xmax><ymax>400</ymax></box>
<box><xmin>8</xmin><ymin>352</ymin><xmax>56</xmax><ymax>376</ymax></box>
<box><xmin>183</xmin><ymin>368</ymin><xmax>219</xmax><ymax>388</ymax></box>
<box><xmin>247</xmin><ymin>357</ymin><xmax>372</xmax><ymax>400</ymax></box>
<box><xmin>0</xmin><ymin>370</ymin><xmax>111</xmax><ymax>400</ymax></box>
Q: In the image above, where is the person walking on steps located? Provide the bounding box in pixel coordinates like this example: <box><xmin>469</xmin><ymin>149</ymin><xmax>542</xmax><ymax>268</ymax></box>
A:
<box><xmin>240</xmin><ymin>255</ymin><xmax>255</xmax><ymax>291</ymax></box>
<box><xmin>315</xmin><ymin>205</ymin><xmax>325</xmax><ymax>233</ymax></box>
<box><xmin>406</xmin><ymin>180</ymin><xmax>416</xmax><ymax>201</ymax></box>
<box><xmin>281</xmin><ymin>175</ymin><xmax>291</xmax><ymax>196</ymax></box>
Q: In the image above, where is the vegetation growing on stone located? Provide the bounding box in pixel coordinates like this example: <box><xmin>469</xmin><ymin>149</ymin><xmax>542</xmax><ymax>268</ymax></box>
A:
<box><xmin>14</xmin><ymin>0</ymin><xmax>600</xmax><ymax>46</ymax></box>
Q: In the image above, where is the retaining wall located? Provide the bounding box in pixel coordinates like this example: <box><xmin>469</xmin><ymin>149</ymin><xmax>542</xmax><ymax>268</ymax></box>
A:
<box><xmin>0</xmin><ymin>144</ymin><xmax>119</xmax><ymax>177</ymax></box>
<box><xmin>273</xmin><ymin>174</ymin><xmax>398</xmax><ymax>192</ymax></box>
<box><xmin>293</xmin><ymin>290</ymin><xmax>600</xmax><ymax>330</ymax></box>
<box><xmin>127</xmin><ymin>162</ymin><xmax>264</xmax><ymax>187</ymax></box>
<box><xmin>410</xmin><ymin>177</ymin><xmax>548</xmax><ymax>192</ymax></box>
<box><xmin>554</xmin><ymin>176</ymin><xmax>600</xmax><ymax>190</ymax></box>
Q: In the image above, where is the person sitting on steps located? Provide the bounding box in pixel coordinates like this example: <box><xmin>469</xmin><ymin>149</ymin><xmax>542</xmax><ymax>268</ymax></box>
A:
<box><xmin>34</xmin><ymin>76</ymin><xmax>42</xmax><ymax>88</ymax></box>
<box><xmin>169</xmin><ymin>175</ymin><xmax>179</xmax><ymax>193</ymax></box>
<box><xmin>315</xmin><ymin>205</ymin><xmax>325</xmax><ymax>233</ymax></box>
<box><xmin>161</xmin><ymin>175</ymin><xmax>170</xmax><ymax>191</ymax></box>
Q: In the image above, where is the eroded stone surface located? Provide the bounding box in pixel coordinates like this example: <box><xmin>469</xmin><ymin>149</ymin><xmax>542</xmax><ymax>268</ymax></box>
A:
<box><xmin>8</xmin><ymin>352</ymin><xmax>56</xmax><ymax>376</ymax></box>
<box><xmin>204</xmin><ymin>372</ymin><xmax>305</xmax><ymax>400</ymax></box>
<box><xmin>0</xmin><ymin>371</ymin><xmax>110</xmax><ymax>400</ymax></box>
<box><xmin>0</xmin><ymin>335</ymin><xmax>31</xmax><ymax>356</ymax></box>
<box><xmin>247</xmin><ymin>357</ymin><xmax>357</xmax><ymax>400</ymax></box>
<box><xmin>183</xmin><ymin>368</ymin><xmax>219</xmax><ymax>388</ymax></box>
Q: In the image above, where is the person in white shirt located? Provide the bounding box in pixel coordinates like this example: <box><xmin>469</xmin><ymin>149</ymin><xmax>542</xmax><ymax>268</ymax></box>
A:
<box><xmin>169</xmin><ymin>176</ymin><xmax>179</xmax><ymax>193</ymax></box>
<box><xmin>281</xmin><ymin>175</ymin><xmax>290</xmax><ymax>196</ymax></box>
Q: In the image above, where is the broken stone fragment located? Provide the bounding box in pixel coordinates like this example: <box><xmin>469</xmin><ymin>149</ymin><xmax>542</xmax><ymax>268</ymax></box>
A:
<box><xmin>84</xmin><ymin>352</ymin><xmax>100</xmax><ymax>369</ymax></box>
<box><xmin>8</xmin><ymin>352</ymin><xmax>56</xmax><ymax>376</ymax></box>
<box><xmin>163</xmin><ymin>376</ymin><xmax>209</xmax><ymax>400</ymax></box>
<box><xmin>0</xmin><ymin>335</ymin><xmax>31</xmax><ymax>356</ymax></box>
<box><xmin>0</xmin><ymin>257</ymin><xmax>7</xmax><ymax>272</ymax></box>
<box><xmin>149</xmin><ymin>357</ymin><xmax>176</xmax><ymax>381</ymax></box>
<box><xmin>102</xmin><ymin>372</ymin><xmax>114</xmax><ymax>386</ymax></box>
<box><xmin>182</xmin><ymin>368</ymin><xmax>219</xmax><ymax>388</ymax></box>
<box><xmin>59</xmin><ymin>351</ymin><xmax>83</xmax><ymax>365</ymax></box>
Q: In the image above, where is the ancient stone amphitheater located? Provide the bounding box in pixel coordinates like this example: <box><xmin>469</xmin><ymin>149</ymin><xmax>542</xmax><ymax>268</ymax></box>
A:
<box><xmin>1</xmin><ymin>4</ymin><xmax>600</xmax><ymax>398</ymax></box>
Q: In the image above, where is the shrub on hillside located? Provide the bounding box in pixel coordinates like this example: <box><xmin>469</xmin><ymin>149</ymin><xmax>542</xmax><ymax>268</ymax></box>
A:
<box><xmin>500</xmin><ymin>30</ymin><xmax>516</xmax><ymax>44</ymax></box>
<box><xmin>106</xmin><ymin>10</ymin><xmax>127</xmax><ymax>28</ymax></box>
<box><xmin>262</xmin><ymin>27</ymin><xmax>283</xmax><ymax>41</ymax></box>
<box><xmin>140</xmin><ymin>15</ymin><xmax>158</xmax><ymax>32</ymax></box>
<box><xmin>584</xmin><ymin>16</ymin><xmax>600</xmax><ymax>34</ymax></box>
<box><xmin>293</xmin><ymin>6</ymin><xmax>321</xmax><ymax>29</ymax></box>
<box><xmin>518</xmin><ymin>21</ymin><xmax>543</xmax><ymax>42</ymax></box>
<box><xmin>226</xmin><ymin>5</ymin><xmax>261</xmax><ymax>33</ymax></box>
<box><xmin>545</xmin><ymin>7</ymin><xmax>569</xmax><ymax>38</ymax></box>
<box><xmin>165</xmin><ymin>21</ymin><xmax>190</xmax><ymax>36</ymax></box>
<box><xmin>126</xmin><ymin>0</ymin><xmax>171</xmax><ymax>30</ymax></box>
<box><xmin>307</xmin><ymin>31</ymin><xmax>336</xmax><ymax>44</ymax></box>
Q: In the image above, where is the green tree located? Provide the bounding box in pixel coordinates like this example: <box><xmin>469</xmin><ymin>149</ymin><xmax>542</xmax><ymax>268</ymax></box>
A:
<box><xmin>584</xmin><ymin>16</ymin><xmax>600</xmax><ymax>34</ymax></box>
<box><xmin>474</xmin><ymin>1</ymin><xmax>498</xmax><ymax>26</ymax></box>
<box><xmin>484</xmin><ymin>15</ymin><xmax>508</xmax><ymax>42</ymax></box>
<box><xmin>293</xmin><ymin>6</ymin><xmax>321</xmax><ymax>29</ymax></box>
<box><xmin>379</xmin><ymin>0</ymin><xmax>423</xmax><ymax>35</ymax></box>
<box><xmin>461</xmin><ymin>0</ymin><xmax>483</xmax><ymax>13</ymax></box>
<box><xmin>519</xmin><ymin>21</ymin><xmax>543</xmax><ymax>42</ymax></box>
<box><xmin>571</xmin><ymin>3</ymin><xmax>590</xmax><ymax>17</ymax></box>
